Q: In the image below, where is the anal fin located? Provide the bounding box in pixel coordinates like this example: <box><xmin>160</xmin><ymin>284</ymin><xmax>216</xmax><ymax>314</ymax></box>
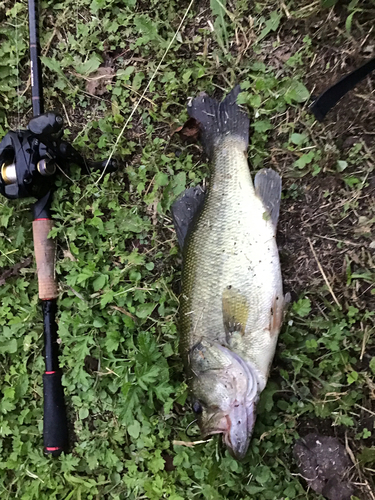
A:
<box><xmin>171</xmin><ymin>185</ymin><xmax>206</xmax><ymax>249</ymax></box>
<box><xmin>269</xmin><ymin>293</ymin><xmax>286</xmax><ymax>337</ymax></box>
<box><xmin>254</xmin><ymin>168</ymin><xmax>282</xmax><ymax>228</ymax></box>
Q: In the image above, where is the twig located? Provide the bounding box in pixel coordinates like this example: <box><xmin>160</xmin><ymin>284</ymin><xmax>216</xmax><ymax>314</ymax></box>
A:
<box><xmin>71</xmin><ymin>71</ymin><xmax>115</xmax><ymax>82</ymax></box>
<box><xmin>96</xmin><ymin>367</ymin><xmax>121</xmax><ymax>377</ymax></box>
<box><xmin>43</xmin><ymin>27</ymin><xmax>58</xmax><ymax>56</ymax></box>
<box><xmin>360</xmin><ymin>327</ymin><xmax>372</xmax><ymax>361</ymax></box>
<box><xmin>144</xmin><ymin>175</ymin><xmax>155</xmax><ymax>197</ymax></box>
<box><xmin>307</xmin><ymin>238</ymin><xmax>341</xmax><ymax>309</ymax></box>
<box><xmin>0</xmin><ymin>257</ymin><xmax>33</xmax><ymax>286</ymax></box>
<box><xmin>67</xmin><ymin>286</ymin><xmax>86</xmax><ymax>301</ymax></box>
<box><xmin>173</xmin><ymin>439</ymin><xmax>212</xmax><ymax>447</ymax></box>
<box><xmin>280</xmin><ymin>1</ymin><xmax>291</xmax><ymax>18</ymax></box>
<box><xmin>345</xmin><ymin>433</ymin><xmax>357</xmax><ymax>468</ymax></box>
<box><xmin>0</xmin><ymin>248</ymin><xmax>17</xmax><ymax>264</ymax></box>
<box><xmin>345</xmin><ymin>433</ymin><xmax>375</xmax><ymax>500</ymax></box>
<box><xmin>110</xmin><ymin>305</ymin><xmax>136</xmax><ymax>320</ymax></box>
<box><xmin>355</xmin><ymin>404</ymin><xmax>375</xmax><ymax>417</ymax></box>
<box><xmin>62</xmin><ymin>103</ymin><xmax>71</xmax><ymax>127</ymax></box>
<box><xmin>314</xmin><ymin>234</ymin><xmax>362</xmax><ymax>247</ymax></box>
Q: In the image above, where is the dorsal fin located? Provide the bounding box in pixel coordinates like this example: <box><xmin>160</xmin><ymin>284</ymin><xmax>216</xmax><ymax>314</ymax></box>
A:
<box><xmin>254</xmin><ymin>168</ymin><xmax>282</xmax><ymax>229</ymax></box>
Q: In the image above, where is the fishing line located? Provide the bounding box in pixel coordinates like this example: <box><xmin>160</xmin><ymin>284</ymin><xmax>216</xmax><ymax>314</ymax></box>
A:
<box><xmin>185</xmin><ymin>418</ymin><xmax>200</xmax><ymax>438</ymax></box>
<box><xmin>95</xmin><ymin>0</ymin><xmax>195</xmax><ymax>185</ymax></box>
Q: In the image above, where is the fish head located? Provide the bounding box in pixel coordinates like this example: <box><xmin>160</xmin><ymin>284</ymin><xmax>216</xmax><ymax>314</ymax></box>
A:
<box><xmin>189</xmin><ymin>340</ymin><xmax>259</xmax><ymax>460</ymax></box>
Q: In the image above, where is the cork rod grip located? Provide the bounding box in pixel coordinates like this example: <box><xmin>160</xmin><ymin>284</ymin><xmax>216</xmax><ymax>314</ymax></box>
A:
<box><xmin>33</xmin><ymin>219</ymin><xmax>58</xmax><ymax>300</ymax></box>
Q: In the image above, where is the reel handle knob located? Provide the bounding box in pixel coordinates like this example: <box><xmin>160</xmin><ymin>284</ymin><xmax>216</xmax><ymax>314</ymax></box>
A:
<box><xmin>90</xmin><ymin>158</ymin><xmax>118</xmax><ymax>173</ymax></box>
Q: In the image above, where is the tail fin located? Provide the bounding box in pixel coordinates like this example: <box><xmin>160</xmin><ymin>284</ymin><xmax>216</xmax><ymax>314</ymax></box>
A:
<box><xmin>187</xmin><ymin>85</ymin><xmax>250</xmax><ymax>158</ymax></box>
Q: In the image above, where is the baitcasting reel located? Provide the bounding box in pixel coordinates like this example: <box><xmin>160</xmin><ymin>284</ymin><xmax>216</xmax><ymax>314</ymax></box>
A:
<box><xmin>0</xmin><ymin>111</ymin><xmax>117</xmax><ymax>201</ymax></box>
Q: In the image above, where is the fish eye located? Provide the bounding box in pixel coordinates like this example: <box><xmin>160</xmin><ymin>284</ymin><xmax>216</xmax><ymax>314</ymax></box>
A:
<box><xmin>192</xmin><ymin>401</ymin><xmax>203</xmax><ymax>414</ymax></box>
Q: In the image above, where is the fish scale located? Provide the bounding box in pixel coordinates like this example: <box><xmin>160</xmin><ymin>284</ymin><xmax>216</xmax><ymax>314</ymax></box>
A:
<box><xmin>180</xmin><ymin>136</ymin><xmax>283</xmax><ymax>386</ymax></box>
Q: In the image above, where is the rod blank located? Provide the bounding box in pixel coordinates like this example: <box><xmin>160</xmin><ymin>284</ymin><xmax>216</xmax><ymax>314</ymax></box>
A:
<box><xmin>28</xmin><ymin>0</ymin><xmax>44</xmax><ymax>116</ymax></box>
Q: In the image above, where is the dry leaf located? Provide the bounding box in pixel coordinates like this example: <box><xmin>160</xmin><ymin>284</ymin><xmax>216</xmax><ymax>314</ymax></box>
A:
<box><xmin>85</xmin><ymin>67</ymin><xmax>115</xmax><ymax>96</ymax></box>
<box><xmin>171</xmin><ymin>117</ymin><xmax>200</xmax><ymax>141</ymax></box>
<box><xmin>63</xmin><ymin>249</ymin><xmax>76</xmax><ymax>261</ymax></box>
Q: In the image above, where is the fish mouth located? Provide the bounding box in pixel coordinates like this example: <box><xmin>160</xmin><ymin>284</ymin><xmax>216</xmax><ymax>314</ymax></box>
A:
<box><xmin>217</xmin><ymin>347</ymin><xmax>259</xmax><ymax>459</ymax></box>
<box><xmin>201</xmin><ymin>399</ymin><xmax>257</xmax><ymax>460</ymax></box>
<box><xmin>192</xmin><ymin>343</ymin><xmax>261</xmax><ymax>459</ymax></box>
<box><xmin>200</xmin><ymin>347</ymin><xmax>259</xmax><ymax>460</ymax></box>
<box><xmin>222</xmin><ymin>400</ymin><xmax>257</xmax><ymax>460</ymax></box>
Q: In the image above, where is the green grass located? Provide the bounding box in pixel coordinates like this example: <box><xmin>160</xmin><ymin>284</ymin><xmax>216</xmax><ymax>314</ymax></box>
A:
<box><xmin>1</xmin><ymin>0</ymin><xmax>375</xmax><ymax>499</ymax></box>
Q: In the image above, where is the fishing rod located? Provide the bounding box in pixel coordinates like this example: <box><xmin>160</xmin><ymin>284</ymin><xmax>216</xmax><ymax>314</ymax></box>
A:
<box><xmin>0</xmin><ymin>0</ymin><xmax>117</xmax><ymax>455</ymax></box>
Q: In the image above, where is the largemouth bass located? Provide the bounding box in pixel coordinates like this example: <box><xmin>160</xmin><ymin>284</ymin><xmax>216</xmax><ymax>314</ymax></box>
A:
<box><xmin>171</xmin><ymin>86</ymin><xmax>287</xmax><ymax>460</ymax></box>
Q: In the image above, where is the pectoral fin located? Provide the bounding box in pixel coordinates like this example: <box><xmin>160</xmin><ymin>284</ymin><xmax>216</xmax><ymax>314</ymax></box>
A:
<box><xmin>222</xmin><ymin>286</ymin><xmax>250</xmax><ymax>338</ymax></box>
<box><xmin>254</xmin><ymin>168</ymin><xmax>282</xmax><ymax>229</ymax></box>
<box><xmin>171</xmin><ymin>185</ymin><xmax>206</xmax><ymax>249</ymax></box>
